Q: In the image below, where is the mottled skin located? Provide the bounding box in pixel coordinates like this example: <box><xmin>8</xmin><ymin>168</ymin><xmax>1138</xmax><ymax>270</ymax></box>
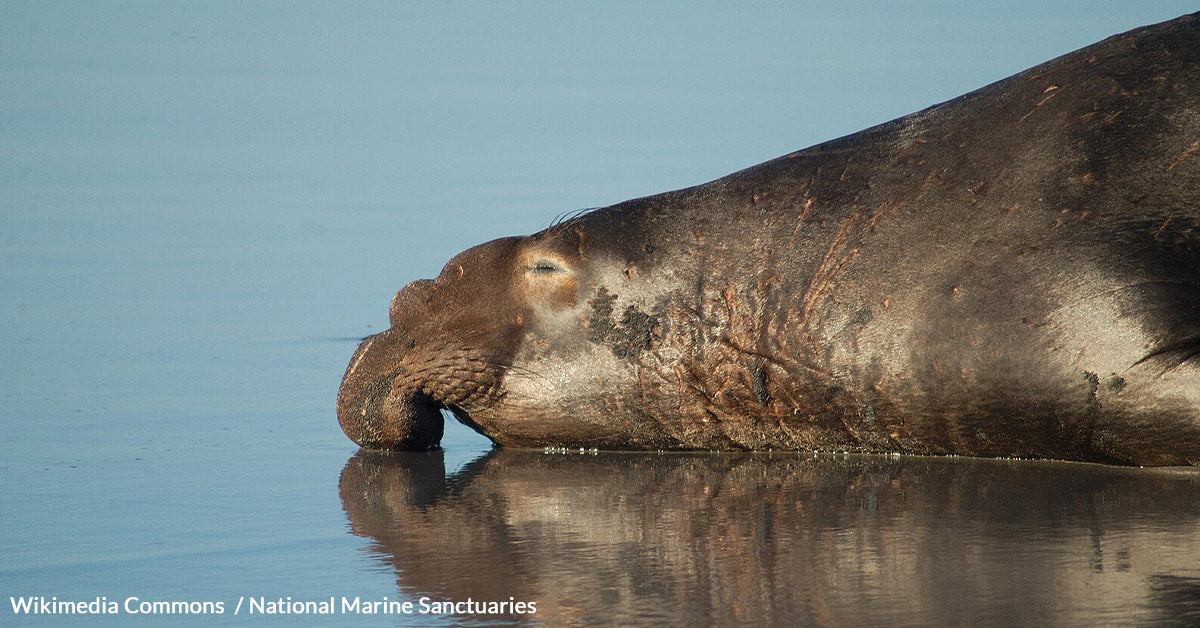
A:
<box><xmin>338</xmin><ymin>14</ymin><xmax>1200</xmax><ymax>465</ymax></box>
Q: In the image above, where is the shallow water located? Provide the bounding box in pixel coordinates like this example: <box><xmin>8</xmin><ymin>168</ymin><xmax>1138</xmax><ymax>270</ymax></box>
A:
<box><xmin>4</xmin><ymin>3</ymin><xmax>1200</xmax><ymax>626</ymax></box>
<box><xmin>343</xmin><ymin>450</ymin><xmax>1200</xmax><ymax>626</ymax></box>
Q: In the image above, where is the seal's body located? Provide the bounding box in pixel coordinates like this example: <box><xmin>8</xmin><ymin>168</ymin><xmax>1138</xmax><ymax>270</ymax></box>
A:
<box><xmin>338</xmin><ymin>14</ymin><xmax>1200</xmax><ymax>465</ymax></box>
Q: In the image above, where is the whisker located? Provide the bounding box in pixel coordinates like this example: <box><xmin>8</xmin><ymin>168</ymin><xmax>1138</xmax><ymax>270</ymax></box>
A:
<box><xmin>546</xmin><ymin>206</ymin><xmax>600</xmax><ymax>229</ymax></box>
<box><xmin>482</xmin><ymin>360</ymin><xmax>553</xmax><ymax>384</ymax></box>
<box><xmin>1131</xmin><ymin>335</ymin><xmax>1200</xmax><ymax>367</ymax></box>
<box><xmin>1157</xmin><ymin>348</ymin><xmax>1200</xmax><ymax>377</ymax></box>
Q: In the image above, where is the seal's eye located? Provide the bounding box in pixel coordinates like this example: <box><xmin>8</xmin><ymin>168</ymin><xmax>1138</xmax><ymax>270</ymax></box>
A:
<box><xmin>528</xmin><ymin>260</ymin><xmax>564</xmax><ymax>275</ymax></box>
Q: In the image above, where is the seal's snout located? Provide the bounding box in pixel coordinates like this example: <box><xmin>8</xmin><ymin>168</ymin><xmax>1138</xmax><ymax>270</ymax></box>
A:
<box><xmin>343</xmin><ymin>388</ymin><xmax>444</xmax><ymax>451</ymax></box>
<box><xmin>337</xmin><ymin>331</ymin><xmax>445</xmax><ymax>451</ymax></box>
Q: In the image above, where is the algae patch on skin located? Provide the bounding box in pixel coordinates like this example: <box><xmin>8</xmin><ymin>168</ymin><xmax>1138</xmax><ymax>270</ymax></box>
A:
<box><xmin>588</xmin><ymin>287</ymin><xmax>659</xmax><ymax>360</ymax></box>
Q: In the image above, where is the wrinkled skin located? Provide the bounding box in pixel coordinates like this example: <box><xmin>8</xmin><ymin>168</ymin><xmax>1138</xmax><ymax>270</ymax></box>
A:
<box><xmin>338</xmin><ymin>14</ymin><xmax>1200</xmax><ymax>465</ymax></box>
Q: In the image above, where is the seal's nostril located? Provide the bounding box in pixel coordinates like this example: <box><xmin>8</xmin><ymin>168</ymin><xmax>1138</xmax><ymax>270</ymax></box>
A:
<box><xmin>344</xmin><ymin>388</ymin><xmax>444</xmax><ymax>451</ymax></box>
<box><xmin>337</xmin><ymin>328</ymin><xmax>447</xmax><ymax>451</ymax></box>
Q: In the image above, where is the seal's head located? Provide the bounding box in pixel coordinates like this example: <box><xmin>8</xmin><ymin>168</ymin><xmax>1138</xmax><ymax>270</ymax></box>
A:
<box><xmin>336</xmin><ymin>225</ymin><xmax>606</xmax><ymax>450</ymax></box>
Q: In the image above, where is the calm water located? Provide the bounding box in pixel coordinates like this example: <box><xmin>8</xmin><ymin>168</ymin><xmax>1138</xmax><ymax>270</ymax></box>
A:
<box><xmin>343</xmin><ymin>450</ymin><xmax>1200</xmax><ymax>626</ymax></box>
<box><xmin>3</xmin><ymin>3</ymin><xmax>1199</xmax><ymax>626</ymax></box>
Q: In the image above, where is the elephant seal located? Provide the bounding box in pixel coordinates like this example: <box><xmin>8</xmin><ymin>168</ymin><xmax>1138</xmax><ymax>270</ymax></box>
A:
<box><xmin>338</xmin><ymin>14</ymin><xmax>1200</xmax><ymax>465</ymax></box>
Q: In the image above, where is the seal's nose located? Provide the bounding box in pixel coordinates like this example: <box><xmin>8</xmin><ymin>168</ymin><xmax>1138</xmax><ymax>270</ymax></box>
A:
<box><xmin>336</xmin><ymin>330</ymin><xmax>445</xmax><ymax>450</ymax></box>
<box><xmin>390</xmin><ymin>279</ymin><xmax>435</xmax><ymax>327</ymax></box>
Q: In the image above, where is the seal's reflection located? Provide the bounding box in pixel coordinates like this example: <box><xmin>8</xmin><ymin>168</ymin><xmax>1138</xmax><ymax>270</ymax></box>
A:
<box><xmin>340</xmin><ymin>450</ymin><xmax>1200</xmax><ymax>625</ymax></box>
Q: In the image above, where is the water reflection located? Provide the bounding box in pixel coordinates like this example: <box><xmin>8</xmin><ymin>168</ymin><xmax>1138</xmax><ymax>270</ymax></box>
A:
<box><xmin>339</xmin><ymin>450</ymin><xmax>1200</xmax><ymax>625</ymax></box>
